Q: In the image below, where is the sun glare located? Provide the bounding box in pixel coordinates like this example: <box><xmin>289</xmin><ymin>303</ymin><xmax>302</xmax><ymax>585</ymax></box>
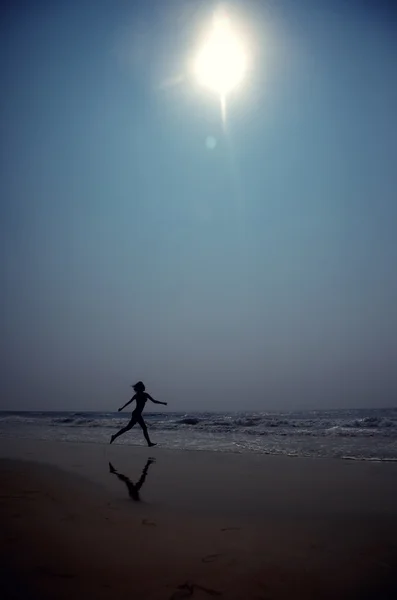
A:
<box><xmin>194</xmin><ymin>13</ymin><xmax>248</xmax><ymax>97</ymax></box>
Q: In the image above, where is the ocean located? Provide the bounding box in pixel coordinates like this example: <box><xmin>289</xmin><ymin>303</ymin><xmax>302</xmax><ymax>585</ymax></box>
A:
<box><xmin>1</xmin><ymin>407</ymin><xmax>397</xmax><ymax>461</ymax></box>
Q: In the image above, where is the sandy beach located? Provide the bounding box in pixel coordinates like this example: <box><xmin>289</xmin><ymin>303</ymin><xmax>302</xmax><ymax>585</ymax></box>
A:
<box><xmin>1</xmin><ymin>438</ymin><xmax>397</xmax><ymax>599</ymax></box>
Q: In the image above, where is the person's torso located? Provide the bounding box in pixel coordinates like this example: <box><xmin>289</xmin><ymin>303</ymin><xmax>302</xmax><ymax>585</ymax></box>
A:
<box><xmin>133</xmin><ymin>392</ymin><xmax>147</xmax><ymax>414</ymax></box>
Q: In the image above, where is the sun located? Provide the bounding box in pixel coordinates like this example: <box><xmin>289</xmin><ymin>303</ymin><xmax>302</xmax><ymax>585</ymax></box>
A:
<box><xmin>194</xmin><ymin>13</ymin><xmax>248</xmax><ymax>97</ymax></box>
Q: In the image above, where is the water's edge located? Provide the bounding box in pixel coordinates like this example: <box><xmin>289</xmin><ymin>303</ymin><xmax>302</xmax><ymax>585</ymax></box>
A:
<box><xmin>1</xmin><ymin>408</ymin><xmax>396</xmax><ymax>462</ymax></box>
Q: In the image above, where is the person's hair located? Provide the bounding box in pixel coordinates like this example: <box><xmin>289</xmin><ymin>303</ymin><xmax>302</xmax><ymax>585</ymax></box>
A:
<box><xmin>133</xmin><ymin>381</ymin><xmax>145</xmax><ymax>392</ymax></box>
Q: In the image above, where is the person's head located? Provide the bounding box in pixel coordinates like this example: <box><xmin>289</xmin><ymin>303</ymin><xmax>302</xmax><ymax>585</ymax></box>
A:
<box><xmin>133</xmin><ymin>381</ymin><xmax>145</xmax><ymax>393</ymax></box>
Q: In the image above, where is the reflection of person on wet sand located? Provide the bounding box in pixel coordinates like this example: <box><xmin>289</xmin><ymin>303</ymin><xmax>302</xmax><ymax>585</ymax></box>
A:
<box><xmin>109</xmin><ymin>458</ymin><xmax>155</xmax><ymax>502</ymax></box>
<box><xmin>110</xmin><ymin>381</ymin><xmax>167</xmax><ymax>446</ymax></box>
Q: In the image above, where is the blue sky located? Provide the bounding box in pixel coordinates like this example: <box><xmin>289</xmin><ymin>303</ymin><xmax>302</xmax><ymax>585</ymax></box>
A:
<box><xmin>1</xmin><ymin>0</ymin><xmax>396</xmax><ymax>410</ymax></box>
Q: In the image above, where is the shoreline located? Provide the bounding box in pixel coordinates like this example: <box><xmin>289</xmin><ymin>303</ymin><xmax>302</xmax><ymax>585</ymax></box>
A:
<box><xmin>1</xmin><ymin>433</ymin><xmax>397</xmax><ymax>463</ymax></box>
<box><xmin>2</xmin><ymin>407</ymin><xmax>396</xmax><ymax>463</ymax></box>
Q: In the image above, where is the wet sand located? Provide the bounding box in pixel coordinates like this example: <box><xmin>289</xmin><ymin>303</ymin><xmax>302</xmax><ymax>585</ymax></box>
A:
<box><xmin>1</xmin><ymin>438</ymin><xmax>397</xmax><ymax>599</ymax></box>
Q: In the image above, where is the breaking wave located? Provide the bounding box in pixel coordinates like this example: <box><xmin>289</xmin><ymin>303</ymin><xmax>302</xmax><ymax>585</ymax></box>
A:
<box><xmin>1</xmin><ymin>409</ymin><xmax>396</xmax><ymax>437</ymax></box>
<box><xmin>1</xmin><ymin>408</ymin><xmax>396</xmax><ymax>461</ymax></box>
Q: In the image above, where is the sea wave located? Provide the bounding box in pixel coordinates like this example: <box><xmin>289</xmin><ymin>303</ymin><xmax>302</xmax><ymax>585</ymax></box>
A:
<box><xmin>1</xmin><ymin>409</ymin><xmax>396</xmax><ymax>437</ymax></box>
<box><xmin>1</xmin><ymin>408</ymin><xmax>397</xmax><ymax>461</ymax></box>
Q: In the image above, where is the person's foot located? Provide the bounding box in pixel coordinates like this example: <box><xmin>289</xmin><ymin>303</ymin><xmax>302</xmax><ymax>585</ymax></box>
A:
<box><xmin>110</xmin><ymin>435</ymin><xmax>115</xmax><ymax>445</ymax></box>
<box><xmin>148</xmin><ymin>442</ymin><xmax>157</xmax><ymax>447</ymax></box>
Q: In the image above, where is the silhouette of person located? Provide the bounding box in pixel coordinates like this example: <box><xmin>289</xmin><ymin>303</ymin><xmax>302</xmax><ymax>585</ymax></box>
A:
<box><xmin>108</xmin><ymin>458</ymin><xmax>155</xmax><ymax>502</ymax></box>
<box><xmin>110</xmin><ymin>381</ymin><xmax>167</xmax><ymax>446</ymax></box>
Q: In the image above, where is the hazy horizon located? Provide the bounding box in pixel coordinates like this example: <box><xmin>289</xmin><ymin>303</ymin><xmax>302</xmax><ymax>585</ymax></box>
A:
<box><xmin>1</xmin><ymin>405</ymin><xmax>396</xmax><ymax>415</ymax></box>
<box><xmin>1</xmin><ymin>0</ymin><xmax>397</xmax><ymax>412</ymax></box>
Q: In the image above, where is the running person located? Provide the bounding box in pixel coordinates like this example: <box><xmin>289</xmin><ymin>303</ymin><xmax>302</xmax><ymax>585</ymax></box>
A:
<box><xmin>110</xmin><ymin>381</ymin><xmax>167</xmax><ymax>446</ymax></box>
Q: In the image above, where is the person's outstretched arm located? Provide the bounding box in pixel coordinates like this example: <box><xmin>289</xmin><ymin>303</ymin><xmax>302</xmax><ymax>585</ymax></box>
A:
<box><xmin>147</xmin><ymin>394</ymin><xmax>167</xmax><ymax>406</ymax></box>
<box><xmin>118</xmin><ymin>395</ymin><xmax>136</xmax><ymax>412</ymax></box>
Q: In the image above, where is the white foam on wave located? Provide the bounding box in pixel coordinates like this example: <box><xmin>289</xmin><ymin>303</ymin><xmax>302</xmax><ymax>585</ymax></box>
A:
<box><xmin>1</xmin><ymin>408</ymin><xmax>397</xmax><ymax>461</ymax></box>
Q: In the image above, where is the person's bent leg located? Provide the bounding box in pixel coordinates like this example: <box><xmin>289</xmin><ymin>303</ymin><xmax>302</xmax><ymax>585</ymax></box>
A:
<box><xmin>110</xmin><ymin>418</ymin><xmax>136</xmax><ymax>444</ymax></box>
<box><xmin>138</xmin><ymin>417</ymin><xmax>156</xmax><ymax>447</ymax></box>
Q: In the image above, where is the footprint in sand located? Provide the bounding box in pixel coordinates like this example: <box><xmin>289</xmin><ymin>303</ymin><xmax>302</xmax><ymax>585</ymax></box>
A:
<box><xmin>169</xmin><ymin>588</ymin><xmax>193</xmax><ymax>599</ymax></box>
<box><xmin>36</xmin><ymin>566</ymin><xmax>75</xmax><ymax>579</ymax></box>
<box><xmin>201</xmin><ymin>554</ymin><xmax>222</xmax><ymax>564</ymax></box>
<box><xmin>142</xmin><ymin>518</ymin><xmax>156</xmax><ymax>527</ymax></box>
<box><xmin>169</xmin><ymin>582</ymin><xmax>222</xmax><ymax>599</ymax></box>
